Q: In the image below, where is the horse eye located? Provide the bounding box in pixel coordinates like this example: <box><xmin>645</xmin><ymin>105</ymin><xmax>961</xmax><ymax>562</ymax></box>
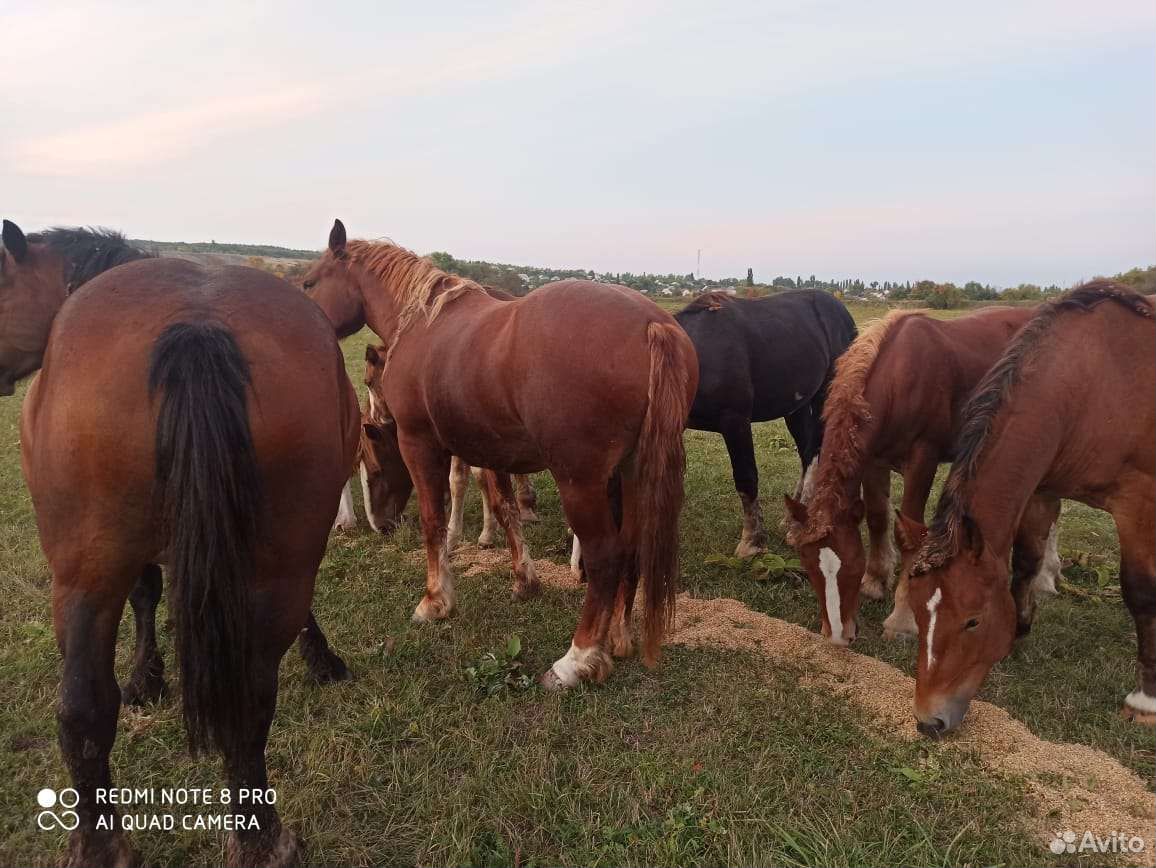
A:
<box><xmin>302</xmin><ymin>279</ymin><xmax>316</xmax><ymax>290</ymax></box>
<box><xmin>964</xmin><ymin>617</ymin><xmax>980</xmax><ymax>631</ymax></box>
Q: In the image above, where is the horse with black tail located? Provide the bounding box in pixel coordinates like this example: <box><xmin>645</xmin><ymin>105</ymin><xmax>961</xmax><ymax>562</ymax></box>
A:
<box><xmin>18</xmin><ymin>253</ymin><xmax>359</xmax><ymax>866</ymax></box>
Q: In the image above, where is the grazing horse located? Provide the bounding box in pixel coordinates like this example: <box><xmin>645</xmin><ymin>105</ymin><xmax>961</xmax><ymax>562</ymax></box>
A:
<box><xmin>0</xmin><ymin>221</ymin><xmax>351</xmax><ymax>703</ymax></box>
<box><xmin>16</xmin><ymin>251</ymin><xmax>359</xmax><ymax>865</ymax></box>
<box><xmin>674</xmin><ymin>290</ymin><xmax>857</xmax><ymax>557</ymax></box>
<box><xmin>305</xmin><ymin>221</ymin><xmax>697</xmax><ymax>687</ymax></box>
<box><xmin>907</xmin><ymin>282</ymin><xmax>1155</xmax><ymax>736</ymax></box>
<box><xmin>784</xmin><ymin>304</ymin><xmax>1061</xmax><ymax>644</ymax></box>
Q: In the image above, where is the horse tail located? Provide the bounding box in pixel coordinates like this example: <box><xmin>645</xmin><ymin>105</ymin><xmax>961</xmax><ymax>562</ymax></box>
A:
<box><xmin>634</xmin><ymin>321</ymin><xmax>695</xmax><ymax>666</ymax></box>
<box><xmin>148</xmin><ymin>321</ymin><xmax>261</xmax><ymax>757</ymax></box>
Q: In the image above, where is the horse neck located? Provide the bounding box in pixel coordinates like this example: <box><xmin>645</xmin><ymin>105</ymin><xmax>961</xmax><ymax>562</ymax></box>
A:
<box><xmin>958</xmin><ymin>404</ymin><xmax>1061</xmax><ymax>558</ymax></box>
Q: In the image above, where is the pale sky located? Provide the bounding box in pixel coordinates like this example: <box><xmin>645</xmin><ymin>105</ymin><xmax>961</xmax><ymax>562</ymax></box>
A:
<box><xmin>2</xmin><ymin>1</ymin><xmax>1153</xmax><ymax>285</ymax></box>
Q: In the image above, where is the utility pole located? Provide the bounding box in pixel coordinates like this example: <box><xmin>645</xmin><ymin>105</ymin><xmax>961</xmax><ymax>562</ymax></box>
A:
<box><xmin>696</xmin><ymin>249</ymin><xmax>701</xmax><ymax>279</ymax></box>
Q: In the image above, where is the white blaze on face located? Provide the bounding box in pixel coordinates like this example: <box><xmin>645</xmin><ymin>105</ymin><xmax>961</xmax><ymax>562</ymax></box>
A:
<box><xmin>925</xmin><ymin>587</ymin><xmax>943</xmax><ymax>669</ymax></box>
<box><xmin>818</xmin><ymin>547</ymin><xmax>843</xmax><ymax>644</ymax></box>
<box><xmin>359</xmin><ymin>462</ymin><xmax>381</xmax><ymax>533</ymax></box>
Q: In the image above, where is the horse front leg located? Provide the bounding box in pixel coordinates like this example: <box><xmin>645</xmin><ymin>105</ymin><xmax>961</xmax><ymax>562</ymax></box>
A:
<box><xmin>446</xmin><ymin>456</ymin><xmax>471</xmax><ymax>550</ymax></box>
<box><xmin>860</xmin><ymin>463</ymin><xmax>897</xmax><ymax>600</ymax></box>
<box><xmin>402</xmin><ymin>438</ymin><xmax>455</xmax><ymax>622</ymax></box>
<box><xmin>478</xmin><ymin>469</ymin><xmax>541</xmax><ymax>600</ymax></box>
<box><xmin>882</xmin><ymin>445</ymin><xmax>937</xmax><ymax>640</ymax></box>
<box><xmin>332</xmin><ymin>480</ymin><xmax>357</xmax><ymax>531</ymax></box>
<box><xmin>1010</xmin><ymin>495</ymin><xmax>1060</xmax><ymax>637</ymax></box>
<box><xmin>721</xmin><ymin>416</ymin><xmax>765</xmax><ymax>558</ymax></box>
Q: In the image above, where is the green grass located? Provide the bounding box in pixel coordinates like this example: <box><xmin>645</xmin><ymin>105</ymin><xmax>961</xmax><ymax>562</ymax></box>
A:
<box><xmin>0</xmin><ymin>306</ymin><xmax>1147</xmax><ymax>867</ymax></box>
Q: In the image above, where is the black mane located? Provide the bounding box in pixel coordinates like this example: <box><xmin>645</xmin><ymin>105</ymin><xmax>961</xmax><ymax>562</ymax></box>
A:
<box><xmin>27</xmin><ymin>227</ymin><xmax>153</xmax><ymax>292</ymax></box>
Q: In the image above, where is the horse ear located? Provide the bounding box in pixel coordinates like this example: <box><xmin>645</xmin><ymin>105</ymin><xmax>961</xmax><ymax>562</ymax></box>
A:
<box><xmin>783</xmin><ymin>494</ymin><xmax>808</xmax><ymax>527</ymax></box>
<box><xmin>893</xmin><ymin>510</ymin><xmax>928</xmax><ymax>553</ymax></box>
<box><xmin>960</xmin><ymin>513</ymin><xmax>985</xmax><ymax>558</ymax></box>
<box><xmin>2</xmin><ymin>220</ymin><xmax>28</xmax><ymax>263</ymax></box>
<box><xmin>328</xmin><ymin>219</ymin><xmax>347</xmax><ymax>255</ymax></box>
<box><xmin>365</xmin><ymin>344</ymin><xmax>380</xmax><ymax>364</ymax></box>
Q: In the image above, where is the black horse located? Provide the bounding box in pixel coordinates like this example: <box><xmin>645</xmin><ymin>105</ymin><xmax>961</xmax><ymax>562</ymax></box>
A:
<box><xmin>675</xmin><ymin>289</ymin><xmax>857</xmax><ymax>556</ymax></box>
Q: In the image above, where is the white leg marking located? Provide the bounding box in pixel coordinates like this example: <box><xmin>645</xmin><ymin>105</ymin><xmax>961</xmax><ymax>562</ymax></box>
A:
<box><xmin>477</xmin><ymin>468</ymin><xmax>497</xmax><ymax>547</ymax></box>
<box><xmin>819</xmin><ymin>547</ymin><xmax>844</xmax><ymax>645</ymax></box>
<box><xmin>1125</xmin><ymin>690</ymin><xmax>1156</xmax><ymax>713</ymax></box>
<box><xmin>570</xmin><ymin>535</ymin><xmax>582</xmax><ymax>577</ymax></box>
<box><xmin>925</xmin><ymin>587</ymin><xmax>943</xmax><ymax>669</ymax></box>
<box><xmin>549</xmin><ymin>642</ymin><xmax>600</xmax><ymax>689</ymax></box>
<box><xmin>799</xmin><ymin>455</ymin><xmax>819</xmax><ymax>503</ymax></box>
<box><xmin>447</xmin><ymin>457</ymin><xmax>470</xmax><ymax>549</ymax></box>
<box><xmin>359</xmin><ymin>463</ymin><xmax>382</xmax><ymax>533</ymax></box>
<box><xmin>1029</xmin><ymin>523</ymin><xmax>1061</xmax><ymax>597</ymax></box>
<box><xmin>332</xmin><ymin>480</ymin><xmax>357</xmax><ymax>530</ymax></box>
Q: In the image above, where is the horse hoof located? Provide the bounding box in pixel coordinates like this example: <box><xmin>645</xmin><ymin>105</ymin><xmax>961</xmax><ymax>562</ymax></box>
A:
<box><xmin>608</xmin><ymin>634</ymin><xmax>634</xmax><ymax>659</ymax></box>
<box><xmin>859</xmin><ymin>578</ymin><xmax>886</xmax><ymax>600</ymax></box>
<box><xmin>512</xmin><ymin>580</ymin><xmax>541</xmax><ymax>601</ymax></box>
<box><xmin>1121</xmin><ymin>705</ymin><xmax>1156</xmax><ymax>727</ymax></box>
<box><xmin>881</xmin><ymin>623</ymin><xmax>916</xmax><ymax>641</ymax></box>
<box><xmin>226</xmin><ymin>826</ymin><xmax>301</xmax><ymax>868</ymax></box>
<box><xmin>539</xmin><ymin>668</ymin><xmax>569</xmax><ymax>691</ymax></box>
<box><xmin>477</xmin><ymin>535</ymin><xmax>495</xmax><ymax>549</ymax></box>
<box><xmin>121</xmin><ymin>675</ymin><xmax>168</xmax><ymax>708</ymax></box>
<box><xmin>1122</xmin><ymin>692</ymin><xmax>1156</xmax><ymax>727</ymax></box>
<box><xmin>412</xmin><ymin>596</ymin><xmax>453</xmax><ymax>622</ymax></box>
<box><xmin>734</xmin><ymin>541</ymin><xmax>767</xmax><ymax>559</ymax></box>
<box><xmin>307</xmin><ymin>650</ymin><xmax>353</xmax><ymax>685</ymax></box>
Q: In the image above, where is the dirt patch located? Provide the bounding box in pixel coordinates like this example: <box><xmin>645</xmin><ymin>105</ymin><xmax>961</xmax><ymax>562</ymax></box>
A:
<box><xmin>426</xmin><ymin>544</ymin><xmax>1155</xmax><ymax>865</ymax></box>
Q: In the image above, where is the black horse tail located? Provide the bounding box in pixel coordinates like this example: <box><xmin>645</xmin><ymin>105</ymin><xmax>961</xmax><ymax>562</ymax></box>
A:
<box><xmin>149</xmin><ymin>321</ymin><xmax>261</xmax><ymax>757</ymax></box>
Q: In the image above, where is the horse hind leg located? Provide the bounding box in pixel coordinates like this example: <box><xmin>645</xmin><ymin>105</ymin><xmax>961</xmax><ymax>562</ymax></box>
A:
<box><xmin>472</xmin><ymin>466</ymin><xmax>499</xmax><ymax>547</ymax></box>
<box><xmin>607</xmin><ymin>472</ymin><xmax>638</xmax><ymax>660</ymax></box>
<box><xmin>860</xmin><ymin>463</ymin><xmax>897</xmax><ymax>601</ymax></box>
<box><xmin>1010</xmin><ymin>496</ymin><xmax>1060</xmax><ymax>637</ymax></box>
<box><xmin>479</xmin><ymin>470</ymin><xmax>540</xmax><ymax>600</ymax></box>
<box><xmin>446</xmin><ymin>456</ymin><xmax>471</xmax><ymax>550</ymax></box>
<box><xmin>1115</xmin><ymin>496</ymin><xmax>1156</xmax><ymax>726</ymax></box>
<box><xmin>121</xmin><ymin>564</ymin><xmax>168</xmax><ymax>707</ymax></box>
<box><xmin>515</xmin><ymin>474</ymin><xmax>539</xmax><ymax>523</ymax></box>
<box><xmin>54</xmin><ymin>575</ymin><xmax>138</xmax><ymax>867</ymax></box>
<box><xmin>296</xmin><ymin>610</ymin><xmax>351</xmax><ymax>684</ymax></box>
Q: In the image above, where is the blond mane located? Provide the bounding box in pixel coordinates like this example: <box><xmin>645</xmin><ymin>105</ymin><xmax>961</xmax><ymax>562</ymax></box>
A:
<box><xmin>344</xmin><ymin>239</ymin><xmax>485</xmax><ymax>354</ymax></box>
<box><xmin>792</xmin><ymin>309</ymin><xmax>925</xmax><ymax>543</ymax></box>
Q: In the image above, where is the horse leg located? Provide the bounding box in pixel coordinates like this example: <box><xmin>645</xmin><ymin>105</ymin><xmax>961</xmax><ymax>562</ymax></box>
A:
<box><xmin>222</xmin><ymin>616</ymin><xmax>302</xmax><ymax>868</ymax></box>
<box><xmin>296</xmin><ymin>610</ymin><xmax>351</xmax><ymax>683</ymax></box>
<box><xmin>569</xmin><ymin>534</ymin><xmax>585</xmax><ymax>581</ymax></box>
<box><xmin>1029</xmin><ymin>520</ymin><xmax>1062</xmax><ymax>598</ymax></box>
<box><xmin>882</xmin><ymin>446</ymin><xmax>937</xmax><ymax>640</ymax></box>
<box><xmin>721</xmin><ymin>417</ymin><xmax>765</xmax><ymax>558</ymax></box>
<box><xmin>1115</xmin><ymin>496</ymin><xmax>1156</xmax><ymax>725</ymax></box>
<box><xmin>1010</xmin><ymin>496</ymin><xmax>1061</xmax><ymax>637</ymax></box>
<box><xmin>332</xmin><ymin>480</ymin><xmax>357</xmax><ymax>531</ymax></box>
<box><xmin>472</xmin><ymin>466</ymin><xmax>499</xmax><ymax>547</ymax></box>
<box><xmin>403</xmin><ymin>440</ymin><xmax>455</xmax><ymax>622</ymax></box>
<box><xmin>54</xmin><ymin>577</ymin><xmax>137</xmax><ymax>868</ymax></box>
<box><xmin>446</xmin><ymin>456</ymin><xmax>471</xmax><ymax>550</ymax></box>
<box><xmin>514</xmin><ymin>474</ymin><xmax>539</xmax><ymax>523</ymax></box>
<box><xmin>121</xmin><ymin>564</ymin><xmax>168</xmax><ymax>707</ymax></box>
<box><xmin>784</xmin><ymin>403</ymin><xmax>820</xmax><ymax>502</ymax></box>
<box><xmin>541</xmin><ymin>479</ymin><xmax>620</xmax><ymax>689</ymax></box>
<box><xmin>860</xmin><ymin>463</ymin><xmax>897</xmax><ymax>600</ymax></box>
<box><xmin>607</xmin><ymin>473</ymin><xmax>638</xmax><ymax>659</ymax></box>
<box><xmin>478</xmin><ymin>470</ymin><xmax>541</xmax><ymax>600</ymax></box>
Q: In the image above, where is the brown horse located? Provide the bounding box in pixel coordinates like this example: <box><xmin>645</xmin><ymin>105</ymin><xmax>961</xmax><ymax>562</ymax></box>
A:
<box><xmin>13</xmin><ymin>237</ymin><xmax>359</xmax><ymax>865</ymax></box>
<box><xmin>784</xmin><ymin>304</ymin><xmax>1062</xmax><ymax>644</ymax></box>
<box><xmin>907</xmin><ymin>282</ymin><xmax>1155</xmax><ymax>736</ymax></box>
<box><xmin>305</xmin><ymin>221</ymin><xmax>696</xmax><ymax>687</ymax></box>
<box><xmin>0</xmin><ymin>221</ymin><xmax>352</xmax><ymax>704</ymax></box>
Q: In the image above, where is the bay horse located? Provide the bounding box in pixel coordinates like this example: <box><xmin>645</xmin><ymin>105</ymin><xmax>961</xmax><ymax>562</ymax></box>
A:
<box><xmin>784</xmin><ymin>304</ymin><xmax>1062</xmax><ymax>644</ymax></box>
<box><xmin>0</xmin><ymin>221</ymin><xmax>351</xmax><ymax>704</ymax></box>
<box><xmin>674</xmin><ymin>289</ymin><xmax>857</xmax><ymax>557</ymax></box>
<box><xmin>15</xmin><ymin>250</ymin><xmax>359</xmax><ymax>864</ymax></box>
<box><xmin>907</xmin><ymin>282</ymin><xmax>1155</xmax><ymax>736</ymax></box>
<box><xmin>304</xmin><ymin>221</ymin><xmax>697</xmax><ymax>687</ymax></box>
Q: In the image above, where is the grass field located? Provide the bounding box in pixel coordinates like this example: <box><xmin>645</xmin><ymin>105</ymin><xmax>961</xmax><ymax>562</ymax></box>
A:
<box><xmin>0</xmin><ymin>303</ymin><xmax>1149</xmax><ymax>867</ymax></box>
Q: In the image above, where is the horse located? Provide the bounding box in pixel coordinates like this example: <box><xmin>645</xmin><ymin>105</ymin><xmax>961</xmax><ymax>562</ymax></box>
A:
<box><xmin>10</xmin><ymin>242</ymin><xmax>359</xmax><ymax>864</ymax></box>
<box><xmin>906</xmin><ymin>282</ymin><xmax>1155</xmax><ymax>736</ymax></box>
<box><xmin>304</xmin><ymin>221</ymin><xmax>697</xmax><ymax>688</ymax></box>
<box><xmin>783</xmin><ymin>303</ymin><xmax>1062</xmax><ymax>645</ymax></box>
<box><xmin>0</xmin><ymin>221</ymin><xmax>352</xmax><ymax>704</ymax></box>
<box><xmin>674</xmin><ymin>289</ymin><xmax>857</xmax><ymax>557</ymax></box>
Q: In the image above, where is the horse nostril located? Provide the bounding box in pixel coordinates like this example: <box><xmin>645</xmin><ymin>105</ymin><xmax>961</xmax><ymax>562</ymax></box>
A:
<box><xmin>915</xmin><ymin>717</ymin><xmax>945</xmax><ymax>739</ymax></box>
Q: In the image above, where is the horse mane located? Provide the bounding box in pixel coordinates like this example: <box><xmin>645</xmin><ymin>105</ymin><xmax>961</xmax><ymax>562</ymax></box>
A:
<box><xmin>914</xmin><ymin>280</ymin><xmax>1153</xmax><ymax>574</ymax></box>
<box><xmin>791</xmin><ymin>309</ymin><xmax>925</xmax><ymax>543</ymax></box>
<box><xmin>343</xmin><ymin>240</ymin><xmax>485</xmax><ymax>342</ymax></box>
<box><xmin>27</xmin><ymin>227</ymin><xmax>153</xmax><ymax>292</ymax></box>
<box><xmin>679</xmin><ymin>290</ymin><xmax>736</xmax><ymax>314</ymax></box>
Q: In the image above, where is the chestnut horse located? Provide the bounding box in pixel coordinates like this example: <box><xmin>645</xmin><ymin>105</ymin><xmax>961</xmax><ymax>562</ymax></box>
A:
<box><xmin>908</xmin><ymin>282</ymin><xmax>1155</xmax><ymax>736</ymax></box>
<box><xmin>0</xmin><ymin>221</ymin><xmax>351</xmax><ymax>704</ymax></box>
<box><xmin>784</xmin><ymin>304</ymin><xmax>1062</xmax><ymax>644</ymax></box>
<box><xmin>16</xmin><ymin>249</ymin><xmax>359</xmax><ymax>864</ymax></box>
<box><xmin>305</xmin><ymin>221</ymin><xmax>697</xmax><ymax>687</ymax></box>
